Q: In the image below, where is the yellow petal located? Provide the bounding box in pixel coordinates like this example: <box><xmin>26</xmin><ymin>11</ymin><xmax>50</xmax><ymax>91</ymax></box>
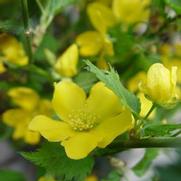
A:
<box><xmin>61</xmin><ymin>131</ymin><xmax>102</xmax><ymax>160</ymax></box>
<box><xmin>87</xmin><ymin>2</ymin><xmax>116</xmax><ymax>34</ymax></box>
<box><xmin>87</xmin><ymin>82</ymin><xmax>123</xmax><ymax>120</ymax></box>
<box><xmin>76</xmin><ymin>31</ymin><xmax>104</xmax><ymax>56</ymax></box>
<box><xmin>170</xmin><ymin>66</ymin><xmax>177</xmax><ymax>97</ymax></box>
<box><xmin>24</xmin><ymin>131</ymin><xmax>40</xmax><ymax>145</ymax></box>
<box><xmin>85</xmin><ymin>175</ymin><xmax>98</xmax><ymax>181</ymax></box>
<box><xmin>38</xmin><ymin>99</ymin><xmax>53</xmax><ymax>116</ymax></box>
<box><xmin>12</xmin><ymin>124</ymin><xmax>26</xmax><ymax>140</ymax></box>
<box><xmin>96</xmin><ymin>56</ymin><xmax>109</xmax><ymax>70</ymax></box>
<box><xmin>103</xmin><ymin>38</ymin><xmax>114</xmax><ymax>56</ymax></box>
<box><xmin>138</xmin><ymin>93</ymin><xmax>154</xmax><ymax>118</ymax></box>
<box><xmin>8</xmin><ymin>87</ymin><xmax>39</xmax><ymax>111</ymax></box>
<box><xmin>29</xmin><ymin>115</ymin><xmax>75</xmax><ymax>142</ymax></box>
<box><xmin>2</xmin><ymin>108</ymin><xmax>31</xmax><ymax>127</ymax></box>
<box><xmin>96</xmin><ymin>109</ymin><xmax>133</xmax><ymax>148</ymax></box>
<box><xmin>52</xmin><ymin>80</ymin><xmax>86</xmax><ymax>119</ymax></box>
<box><xmin>112</xmin><ymin>0</ymin><xmax>150</xmax><ymax>25</ymax></box>
<box><xmin>55</xmin><ymin>44</ymin><xmax>78</xmax><ymax>77</ymax></box>
<box><xmin>146</xmin><ymin>63</ymin><xmax>177</xmax><ymax>104</ymax></box>
<box><xmin>0</xmin><ymin>34</ymin><xmax>28</xmax><ymax>66</ymax></box>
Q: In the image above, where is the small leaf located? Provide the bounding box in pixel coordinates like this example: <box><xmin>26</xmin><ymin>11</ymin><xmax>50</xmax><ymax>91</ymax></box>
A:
<box><xmin>133</xmin><ymin>148</ymin><xmax>159</xmax><ymax>176</ymax></box>
<box><xmin>21</xmin><ymin>142</ymin><xmax>94</xmax><ymax>181</ymax></box>
<box><xmin>0</xmin><ymin>170</ymin><xmax>25</xmax><ymax>181</ymax></box>
<box><xmin>74</xmin><ymin>71</ymin><xmax>97</xmax><ymax>93</ymax></box>
<box><xmin>85</xmin><ymin>60</ymin><xmax>141</xmax><ymax>115</ymax></box>
<box><xmin>141</xmin><ymin>123</ymin><xmax>181</xmax><ymax>137</ymax></box>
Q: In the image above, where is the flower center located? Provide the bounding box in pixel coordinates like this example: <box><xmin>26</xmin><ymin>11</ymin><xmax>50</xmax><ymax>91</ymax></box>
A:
<box><xmin>67</xmin><ymin>109</ymin><xmax>99</xmax><ymax>131</ymax></box>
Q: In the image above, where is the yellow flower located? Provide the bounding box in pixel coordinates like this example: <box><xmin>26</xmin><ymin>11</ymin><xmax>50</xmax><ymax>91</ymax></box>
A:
<box><xmin>2</xmin><ymin>87</ymin><xmax>52</xmax><ymax>144</ymax></box>
<box><xmin>38</xmin><ymin>176</ymin><xmax>56</xmax><ymax>181</ymax></box>
<box><xmin>29</xmin><ymin>80</ymin><xmax>133</xmax><ymax>159</ymax></box>
<box><xmin>54</xmin><ymin>44</ymin><xmax>79</xmax><ymax>77</ymax></box>
<box><xmin>112</xmin><ymin>0</ymin><xmax>150</xmax><ymax>25</ymax></box>
<box><xmin>0</xmin><ymin>34</ymin><xmax>28</xmax><ymax>72</ymax></box>
<box><xmin>138</xmin><ymin>93</ymin><xmax>155</xmax><ymax>119</ymax></box>
<box><xmin>87</xmin><ymin>2</ymin><xmax>116</xmax><ymax>34</ymax></box>
<box><xmin>76</xmin><ymin>31</ymin><xmax>113</xmax><ymax>69</ymax></box>
<box><xmin>127</xmin><ymin>71</ymin><xmax>147</xmax><ymax>93</ymax></box>
<box><xmin>76</xmin><ymin>31</ymin><xmax>104</xmax><ymax>57</ymax></box>
<box><xmin>140</xmin><ymin>63</ymin><xmax>177</xmax><ymax>107</ymax></box>
<box><xmin>85</xmin><ymin>175</ymin><xmax>98</xmax><ymax>181</ymax></box>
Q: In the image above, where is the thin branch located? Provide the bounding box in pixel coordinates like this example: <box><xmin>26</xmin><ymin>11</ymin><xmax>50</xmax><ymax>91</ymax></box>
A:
<box><xmin>99</xmin><ymin>137</ymin><xmax>181</xmax><ymax>156</ymax></box>
<box><xmin>21</xmin><ymin>0</ymin><xmax>33</xmax><ymax>63</ymax></box>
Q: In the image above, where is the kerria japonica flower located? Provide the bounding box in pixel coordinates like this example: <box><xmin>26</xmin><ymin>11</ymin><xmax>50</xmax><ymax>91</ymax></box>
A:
<box><xmin>2</xmin><ymin>87</ymin><xmax>52</xmax><ymax>144</ymax></box>
<box><xmin>112</xmin><ymin>0</ymin><xmax>150</xmax><ymax>25</ymax></box>
<box><xmin>29</xmin><ymin>80</ymin><xmax>133</xmax><ymax>159</ymax></box>
<box><xmin>0</xmin><ymin>33</ymin><xmax>28</xmax><ymax>73</ymax></box>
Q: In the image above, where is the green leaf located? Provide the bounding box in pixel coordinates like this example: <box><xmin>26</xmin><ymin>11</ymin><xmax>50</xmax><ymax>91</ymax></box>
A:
<box><xmin>133</xmin><ymin>148</ymin><xmax>159</xmax><ymax>176</ymax></box>
<box><xmin>0</xmin><ymin>20</ymin><xmax>23</xmax><ymax>34</ymax></box>
<box><xmin>21</xmin><ymin>142</ymin><xmax>94</xmax><ymax>181</ymax></box>
<box><xmin>85</xmin><ymin>60</ymin><xmax>141</xmax><ymax>115</ymax></box>
<box><xmin>141</xmin><ymin>123</ymin><xmax>181</xmax><ymax>137</ymax></box>
<box><xmin>108</xmin><ymin>24</ymin><xmax>134</xmax><ymax>64</ymax></box>
<box><xmin>74</xmin><ymin>72</ymin><xmax>97</xmax><ymax>93</ymax></box>
<box><xmin>165</xmin><ymin>0</ymin><xmax>181</xmax><ymax>13</ymax></box>
<box><xmin>0</xmin><ymin>170</ymin><xmax>25</xmax><ymax>181</ymax></box>
<box><xmin>101</xmin><ymin>170</ymin><xmax>122</xmax><ymax>181</ymax></box>
<box><xmin>34</xmin><ymin>32</ymin><xmax>59</xmax><ymax>61</ymax></box>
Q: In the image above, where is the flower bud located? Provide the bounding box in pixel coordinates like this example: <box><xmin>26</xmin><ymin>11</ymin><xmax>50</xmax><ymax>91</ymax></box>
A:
<box><xmin>141</xmin><ymin>63</ymin><xmax>177</xmax><ymax>107</ymax></box>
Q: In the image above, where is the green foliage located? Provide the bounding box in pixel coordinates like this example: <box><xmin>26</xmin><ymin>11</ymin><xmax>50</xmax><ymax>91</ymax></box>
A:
<box><xmin>85</xmin><ymin>60</ymin><xmax>141</xmax><ymax>115</ymax></box>
<box><xmin>74</xmin><ymin>71</ymin><xmax>97</xmax><ymax>93</ymax></box>
<box><xmin>39</xmin><ymin>0</ymin><xmax>76</xmax><ymax>15</ymax></box>
<box><xmin>133</xmin><ymin>148</ymin><xmax>159</xmax><ymax>176</ymax></box>
<box><xmin>34</xmin><ymin>32</ymin><xmax>60</xmax><ymax>61</ymax></box>
<box><xmin>21</xmin><ymin>142</ymin><xmax>94</xmax><ymax>181</ymax></box>
<box><xmin>108</xmin><ymin>25</ymin><xmax>135</xmax><ymax>64</ymax></box>
<box><xmin>38</xmin><ymin>0</ymin><xmax>76</xmax><ymax>26</ymax></box>
<box><xmin>0</xmin><ymin>20</ymin><xmax>23</xmax><ymax>34</ymax></box>
<box><xmin>101</xmin><ymin>171</ymin><xmax>121</xmax><ymax>181</ymax></box>
<box><xmin>141</xmin><ymin>123</ymin><xmax>181</xmax><ymax>137</ymax></box>
<box><xmin>0</xmin><ymin>170</ymin><xmax>26</xmax><ymax>181</ymax></box>
<box><xmin>165</xmin><ymin>0</ymin><xmax>181</xmax><ymax>13</ymax></box>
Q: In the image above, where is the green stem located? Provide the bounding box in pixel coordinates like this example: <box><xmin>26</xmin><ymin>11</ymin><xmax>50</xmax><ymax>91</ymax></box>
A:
<box><xmin>96</xmin><ymin>137</ymin><xmax>181</xmax><ymax>156</ymax></box>
<box><xmin>21</xmin><ymin>0</ymin><xmax>33</xmax><ymax>63</ymax></box>
<box><xmin>116</xmin><ymin>137</ymin><xmax>181</xmax><ymax>148</ymax></box>
<box><xmin>108</xmin><ymin>137</ymin><xmax>181</xmax><ymax>155</ymax></box>
<box><xmin>144</xmin><ymin>104</ymin><xmax>156</xmax><ymax>120</ymax></box>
